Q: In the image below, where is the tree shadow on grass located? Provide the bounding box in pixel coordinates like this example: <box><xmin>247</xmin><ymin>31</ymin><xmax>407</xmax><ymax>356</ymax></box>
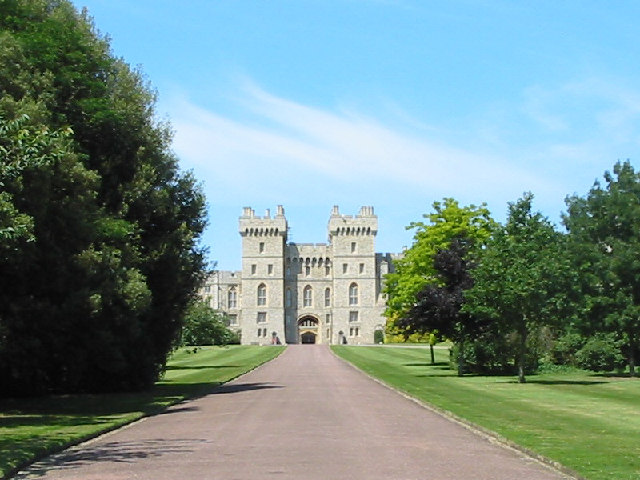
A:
<box><xmin>403</xmin><ymin>362</ymin><xmax>449</xmax><ymax>368</ymax></box>
<box><xmin>502</xmin><ymin>379</ymin><xmax>607</xmax><ymax>385</ymax></box>
<box><xmin>164</xmin><ymin>365</ymin><xmax>241</xmax><ymax>371</ymax></box>
<box><xmin>592</xmin><ymin>372</ymin><xmax>637</xmax><ymax>379</ymax></box>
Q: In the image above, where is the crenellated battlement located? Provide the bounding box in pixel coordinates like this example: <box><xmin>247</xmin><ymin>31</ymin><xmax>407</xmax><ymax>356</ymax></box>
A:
<box><xmin>239</xmin><ymin>205</ymin><xmax>287</xmax><ymax>238</ymax></box>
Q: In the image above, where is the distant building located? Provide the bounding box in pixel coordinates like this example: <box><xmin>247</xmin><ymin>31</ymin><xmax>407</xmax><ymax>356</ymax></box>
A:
<box><xmin>199</xmin><ymin>205</ymin><xmax>397</xmax><ymax>345</ymax></box>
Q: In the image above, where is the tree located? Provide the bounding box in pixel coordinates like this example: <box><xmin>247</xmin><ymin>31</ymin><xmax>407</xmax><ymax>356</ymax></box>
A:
<box><xmin>463</xmin><ymin>193</ymin><xmax>574</xmax><ymax>383</ymax></box>
<box><xmin>384</xmin><ymin>198</ymin><xmax>495</xmax><ymax>330</ymax></box>
<box><xmin>0</xmin><ymin>1</ymin><xmax>206</xmax><ymax>395</ymax></box>
<box><xmin>564</xmin><ymin>161</ymin><xmax>640</xmax><ymax>376</ymax></box>
<box><xmin>180</xmin><ymin>300</ymin><xmax>237</xmax><ymax>346</ymax></box>
<box><xmin>399</xmin><ymin>237</ymin><xmax>484</xmax><ymax>374</ymax></box>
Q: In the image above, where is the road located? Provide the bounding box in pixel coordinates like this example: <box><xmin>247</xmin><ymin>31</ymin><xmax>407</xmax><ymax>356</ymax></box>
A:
<box><xmin>15</xmin><ymin>345</ymin><xmax>574</xmax><ymax>480</ymax></box>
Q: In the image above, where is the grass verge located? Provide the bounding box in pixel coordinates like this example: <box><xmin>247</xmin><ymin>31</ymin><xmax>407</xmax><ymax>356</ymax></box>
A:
<box><xmin>0</xmin><ymin>345</ymin><xmax>284</xmax><ymax>479</ymax></box>
<box><xmin>332</xmin><ymin>345</ymin><xmax>640</xmax><ymax>480</ymax></box>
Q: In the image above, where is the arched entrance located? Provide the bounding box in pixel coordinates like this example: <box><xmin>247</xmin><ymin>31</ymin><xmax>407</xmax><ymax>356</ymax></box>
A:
<box><xmin>298</xmin><ymin>316</ymin><xmax>319</xmax><ymax>344</ymax></box>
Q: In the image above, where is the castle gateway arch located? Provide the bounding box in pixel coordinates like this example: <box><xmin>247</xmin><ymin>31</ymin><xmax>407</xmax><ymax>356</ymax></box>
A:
<box><xmin>298</xmin><ymin>316</ymin><xmax>319</xmax><ymax>344</ymax></box>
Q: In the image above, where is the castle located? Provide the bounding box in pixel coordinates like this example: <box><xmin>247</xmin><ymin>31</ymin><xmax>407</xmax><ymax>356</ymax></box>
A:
<box><xmin>199</xmin><ymin>205</ymin><xmax>396</xmax><ymax>345</ymax></box>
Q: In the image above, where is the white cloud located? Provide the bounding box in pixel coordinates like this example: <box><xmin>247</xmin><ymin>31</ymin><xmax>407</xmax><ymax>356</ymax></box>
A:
<box><xmin>168</xmin><ymin>80</ymin><xmax>557</xmax><ymax>207</ymax></box>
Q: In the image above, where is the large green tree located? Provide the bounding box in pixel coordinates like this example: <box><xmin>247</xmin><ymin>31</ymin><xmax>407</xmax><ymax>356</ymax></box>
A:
<box><xmin>384</xmin><ymin>198</ymin><xmax>495</xmax><ymax>332</ymax></box>
<box><xmin>564</xmin><ymin>161</ymin><xmax>640</xmax><ymax>377</ymax></box>
<box><xmin>0</xmin><ymin>0</ymin><xmax>206</xmax><ymax>395</ymax></box>
<box><xmin>398</xmin><ymin>237</ymin><xmax>486</xmax><ymax>374</ymax></box>
<box><xmin>463</xmin><ymin>193</ymin><xmax>574</xmax><ymax>383</ymax></box>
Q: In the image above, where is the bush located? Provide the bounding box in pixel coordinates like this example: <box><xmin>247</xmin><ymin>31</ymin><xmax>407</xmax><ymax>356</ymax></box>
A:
<box><xmin>575</xmin><ymin>334</ymin><xmax>625</xmax><ymax>372</ymax></box>
<box><xmin>548</xmin><ymin>332</ymin><xmax>584</xmax><ymax>366</ymax></box>
<box><xmin>374</xmin><ymin>329</ymin><xmax>385</xmax><ymax>344</ymax></box>
<box><xmin>181</xmin><ymin>301</ymin><xmax>237</xmax><ymax>346</ymax></box>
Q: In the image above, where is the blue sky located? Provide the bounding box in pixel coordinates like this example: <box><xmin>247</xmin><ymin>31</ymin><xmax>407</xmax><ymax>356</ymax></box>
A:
<box><xmin>72</xmin><ymin>0</ymin><xmax>640</xmax><ymax>270</ymax></box>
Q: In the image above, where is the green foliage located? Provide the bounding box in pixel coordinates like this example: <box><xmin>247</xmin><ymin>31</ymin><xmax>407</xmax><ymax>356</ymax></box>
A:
<box><xmin>463</xmin><ymin>193</ymin><xmax>576</xmax><ymax>382</ymax></box>
<box><xmin>575</xmin><ymin>333</ymin><xmax>625</xmax><ymax>372</ymax></box>
<box><xmin>547</xmin><ymin>331</ymin><xmax>584</xmax><ymax>366</ymax></box>
<box><xmin>181</xmin><ymin>301</ymin><xmax>239</xmax><ymax>346</ymax></box>
<box><xmin>384</xmin><ymin>198</ymin><xmax>496</xmax><ymax>331</ymax></box>
<box><xmin>0</xmin><ymin>0</ymin><xmax>206</xmax><ymax>396</ymax></box>
<box><xmin>564</xmin><ymin>160</ymin><xmax>640</xmax><ymax>376</ymax></box>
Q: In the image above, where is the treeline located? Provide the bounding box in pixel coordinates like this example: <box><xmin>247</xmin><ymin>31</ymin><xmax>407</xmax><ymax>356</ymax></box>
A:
<box><xmin>0</xmin><ymin>1</ymin><xmax>207</xmax><ymax>396</ymax></box>
<box><xmin>385</xmin><ymin>162</ymin><xmax>640</xmax><ymax>382</ymax></box>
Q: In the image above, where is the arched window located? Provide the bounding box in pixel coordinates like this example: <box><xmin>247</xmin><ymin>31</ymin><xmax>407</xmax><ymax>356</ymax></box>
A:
<box><xmin>349</xmin><ymin>283</ymin><xmax>358</xmax><ymax>306</ymax></box>
<box><xmin>228</xmin><ymin>287</ymin><xmax>237</xmax><ymax>309</ymax></box>
<box><xmin>303</xmin><ymin>285</ymin><xmax>313</xmax><ymax>307</ymax></box>
<box><xmin>325</xmin><ymin>288</ymin><xmax>331</xmax><ymax>307</ymax></box>
<box><xmin>286</xmin><ymin>288</ymin><xmax>292</xmax><ymax>307</ymax></box>
<box><xmin>257</xmin><ymin>283</ymin><xmax>267</xmax><ymax>306</ymax></box>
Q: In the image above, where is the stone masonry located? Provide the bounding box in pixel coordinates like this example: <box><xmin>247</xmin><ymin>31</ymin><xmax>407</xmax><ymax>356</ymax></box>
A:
<box><xmin>199</xmin><ymin>205</ymin><xmax>396</xmax><ymax>345</ymax></box>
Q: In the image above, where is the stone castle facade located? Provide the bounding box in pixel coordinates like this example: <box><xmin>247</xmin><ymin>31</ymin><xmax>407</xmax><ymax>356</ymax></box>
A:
<box><xmin>199</xmin><ymin>205</ymin><xmax>396</xmax><ymax>345</ymax></box>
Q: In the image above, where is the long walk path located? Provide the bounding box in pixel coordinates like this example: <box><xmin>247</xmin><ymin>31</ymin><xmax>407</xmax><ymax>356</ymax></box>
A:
<box><xmin>17</xmin><ymin>346</ymin><xmax>572</xmax><ymax>479</ymax></box>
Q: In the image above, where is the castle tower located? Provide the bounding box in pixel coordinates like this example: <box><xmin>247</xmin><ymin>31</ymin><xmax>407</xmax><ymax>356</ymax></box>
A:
<box><xmin>239</xmin><ymin>206</ymin><xmax>287</xmax><ymax>345</ymax></box>
<box><xmin>328</xmin><ymin>206</ymin><xmax>380</xmax><ymax>344</ymax></box>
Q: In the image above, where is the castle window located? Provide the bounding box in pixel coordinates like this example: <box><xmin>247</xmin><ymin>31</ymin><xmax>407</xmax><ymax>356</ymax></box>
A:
<box><xmin>286</xmin><ymin>267</ymin><xmax>291</xmax><ymax>276</ymax></box>
<box><xmin>228</xmin><ymin>314</ymin><xmax>238</xmax><ymax>326</ymax></box>
<box><xmin>351</xmin><ymin>242</ymin><xmax>357</xmax><ymax>253</ymax></box>
<box><xmin>257</xmin><ymin>284</ymin><xmax>267</xmax><ymax>306</ymax></box>
<box><xmin>342</xmin><ymin>263</ymin><xmax>348</xmax><ymax>274</ymax></box>
<box><xmin>349</xmin><ymin>311</ymin><xmax>359</xmax><ymax>323</ymax></box>
<box><xmin>268</xmin><ymin>264</ymin><xmax>274</xmax><ymax>275</ymax></box>
<box><xmin>326</xmin><ymin>313</ymin><xmax>331</xmax><ymax>324</ymax></box>
<box><xmin>305</xmin><ymin>266</ymin><xmax>311</xmax><ymax>276</ymax></box>
<box><xmin>359</xmin><ymin>263</ymin><xmax>365</xmax><ymax>274</ymax></box>
<box><xmin>349</xmin><ymin>283</ymin><xmax>359</xmax><ymax>306</ymax></box>
<box><xmin>259</xmin><ymin>242</ymin><xmax>265</xmax><ymax>253</ymax></box>
<box><xmin>325</xmin><ymin>265</ymin><xmax>330</xmax><ymax>276</ymax></box>
<box><xmin>228</xmin><ymin>287</ymin><xmax>237</xmax><ymax>309</ymax></box>
<box><xmin>257</xmin><ymin>312</ymin><xmax>267</xmax><ymax>323</ymax></box>
<box><xmin>204</xmin><ymin>285</ymin><xmax>211</xmax><ymax>293</ymax></box>
<box><xmin>251</xmin><ymin>264</ymin><xmax>257</xmax><ymax>275</ymax></box>
<box><xmin>303</xmin><ymin>285</ymin><xmax>313</xmax><ymax>307</ymax></box>
<box><xmin>286</xmin><ymin>288</ymin><xmax>292</xmax><ymax>307</ymax></box>
<box><xmin>325</xmin><ymin>288</ymin><xmax>331</xmax><ymax>307</ymax></box>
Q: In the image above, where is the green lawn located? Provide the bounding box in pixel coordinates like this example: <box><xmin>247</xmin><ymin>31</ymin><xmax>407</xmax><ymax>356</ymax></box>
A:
<box><xmin>332</xmin><ymin>345</ymin><xmax>640</xmax><ymax>480</ymax></box>
<box><xmin>0</xmin><ymin>345</ymin><xmax>284</xmax><ymax>479</ymax></box>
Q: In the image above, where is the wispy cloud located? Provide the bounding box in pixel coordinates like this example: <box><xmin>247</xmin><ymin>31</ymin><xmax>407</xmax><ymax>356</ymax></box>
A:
<box><xmin>168</xmin><ymin>79</ymin><xmax>559</xmax><ymax>207</ymax></box>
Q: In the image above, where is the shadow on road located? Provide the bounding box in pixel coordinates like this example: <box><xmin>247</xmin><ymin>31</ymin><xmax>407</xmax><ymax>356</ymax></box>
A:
<box><xmin>212</xmin><ymin>382</ymin><xmax>284</xmax><ymax>394</ymax></box>
<box><xmin>18</xmin><ymin>439</ymin><xmax>208</xmax><ymax>478</ymax></box>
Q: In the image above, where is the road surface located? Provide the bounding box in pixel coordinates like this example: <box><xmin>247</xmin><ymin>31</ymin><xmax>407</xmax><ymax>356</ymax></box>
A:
<box><xmin>15</xmin><ymin>345</ymin><xmax>574</xmax><ymax>480</ymax></box>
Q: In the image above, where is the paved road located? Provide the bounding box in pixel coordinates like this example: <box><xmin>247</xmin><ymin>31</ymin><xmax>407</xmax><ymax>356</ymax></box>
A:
<box><xmin>16</xmin><ymin>345</ymin><xmax>573</xmax><ymax>480</ymax></box>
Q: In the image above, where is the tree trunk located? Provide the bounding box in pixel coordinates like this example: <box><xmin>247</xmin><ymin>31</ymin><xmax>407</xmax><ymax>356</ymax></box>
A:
<box><xmin>517</xmin><ymin>328</ymin><xmax>527</xmax><ymax>384</ymax></box>
<box><xmin>629</xmin><ymin>335</ymin><xmax>636</xmax><ymax>378</ymax></box>
<box><xmin>430</xmin><ymin>344</ymin><xmax>435</xmax><ymax>365</ymax></box>
<box><xmin>457</xmin><ymin>340</ymin><xmax>465</xmax><ymax>377</ymax></box>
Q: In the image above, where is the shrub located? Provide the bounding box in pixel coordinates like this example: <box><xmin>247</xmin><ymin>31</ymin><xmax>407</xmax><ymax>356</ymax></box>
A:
<box><xmin>548</xmin><ymin>332</ymin><xmax>584</xmax><ymax>366</ymax></box>
<box><xmin>575</xmin><ymin>334</ymin><xmax>625</xmax><ymax>372</ymax></box>
<box><xmin>181</xmin><ymin>301</ymin><xmax>237</xmax><ymax>346</ymax></box>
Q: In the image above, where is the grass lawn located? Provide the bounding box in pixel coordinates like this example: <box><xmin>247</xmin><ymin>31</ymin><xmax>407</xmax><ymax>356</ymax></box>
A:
<box><xmin>0</xmin><ymin>345</ymin><xmax>284</xmax><ymax>479</ymax></box>
<box><xmin>332</xmin><ymin>345</ymin><xmax>640</xmax><ymax>480</ymax></box>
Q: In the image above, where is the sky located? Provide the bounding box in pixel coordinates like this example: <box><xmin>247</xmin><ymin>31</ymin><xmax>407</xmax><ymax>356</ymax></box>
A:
<box><xmin>71</xmin><ymin>0</ymin><xmax>640</xmax><ymax>270</ymax></box>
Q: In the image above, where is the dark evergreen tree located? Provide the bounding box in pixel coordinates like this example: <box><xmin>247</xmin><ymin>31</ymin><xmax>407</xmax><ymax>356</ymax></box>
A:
<box><xmin>0</xmin><ymin>0</ymin><xmax>206</xmax><ymax>395</ymax></box>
